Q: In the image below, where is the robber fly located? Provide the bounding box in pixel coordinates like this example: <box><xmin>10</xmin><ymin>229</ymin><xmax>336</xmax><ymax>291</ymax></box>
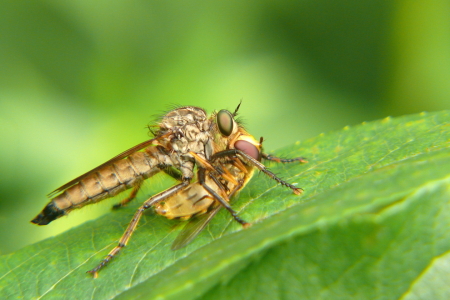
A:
<box><xmin>31</xmin><ymin>103</ymin><xmax>306</xmax><ymax>277</ymax></box>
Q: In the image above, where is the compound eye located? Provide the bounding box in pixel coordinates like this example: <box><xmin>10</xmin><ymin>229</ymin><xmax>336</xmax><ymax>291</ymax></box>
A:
<box><xmin>235</xmin><ymin>140</ymin><xmax>260</xmax><ymax>161</ymax></box>
<box><xmin>217</xmin><ymin>110</ymin><xmax>234</xmax><ymax>136</ymax></box>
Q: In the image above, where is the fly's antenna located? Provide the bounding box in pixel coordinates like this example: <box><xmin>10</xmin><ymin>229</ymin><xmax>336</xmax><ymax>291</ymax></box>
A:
<box><xmin>233</xmin><ymin>99</ymin><xmax>242</xmax><ymax>116</ymax></box>
<box><xmin>259</xmin><ymin>136</ymin><xmax>265</xmax><ymax>153</ymax></box>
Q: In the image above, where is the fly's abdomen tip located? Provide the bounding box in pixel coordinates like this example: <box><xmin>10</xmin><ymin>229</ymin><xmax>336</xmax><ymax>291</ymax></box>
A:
<box><xmin>30</xmin><ymin>214</ymin><xmax>51</xmax><ymax>225</ymax></box>
<box><xmin>31</xmin><ymin>202</ymin><xmax>65</xmax><ymax>225</ymax></box>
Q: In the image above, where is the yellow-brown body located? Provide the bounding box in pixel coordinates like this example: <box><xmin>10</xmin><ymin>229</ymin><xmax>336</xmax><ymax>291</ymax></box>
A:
<box><xmin>32</xmin><ymin>106</ymin><xmax>213</xmax><ymax>225</ymax></box>
<box><xmin>31</xmin><ymin>104</ymin><xmax>305</xmax><ymax>277</ymax></box>
<box><xmin>154</xmin><ymin>155</ymin><xmax>254</xmax><ymax>220</ymax></box>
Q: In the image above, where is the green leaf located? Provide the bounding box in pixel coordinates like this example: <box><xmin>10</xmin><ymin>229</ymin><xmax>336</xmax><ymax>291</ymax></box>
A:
<box><xmin>1</xmin><ymin>111</ymin><xmax>449</xmax><ymax>300</ymax></box>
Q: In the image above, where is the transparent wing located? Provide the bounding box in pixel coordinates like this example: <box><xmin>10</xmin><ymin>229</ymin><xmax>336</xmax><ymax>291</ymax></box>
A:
<box><xmin>171</xmin><ymin>204</ymin><xmax>222</xmax><ymax>250</ymax></box>
<box><xmin>171</xmin><ymin>164</ymin><xmax>246</xmax><ymax>250</ymax></box>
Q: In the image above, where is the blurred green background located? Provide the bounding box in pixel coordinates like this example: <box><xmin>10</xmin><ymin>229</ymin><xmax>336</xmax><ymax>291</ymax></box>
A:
<box><xmin>0</xmin><ymin>1</ymin><xmax>449</xmax><ymax>254</ymax></box>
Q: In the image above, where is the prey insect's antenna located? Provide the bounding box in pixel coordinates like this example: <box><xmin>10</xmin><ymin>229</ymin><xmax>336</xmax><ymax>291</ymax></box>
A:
<box><xmin>233</xmin><ymin>100</ymin><xmax>242</xmax><ymax>116</ymax></box>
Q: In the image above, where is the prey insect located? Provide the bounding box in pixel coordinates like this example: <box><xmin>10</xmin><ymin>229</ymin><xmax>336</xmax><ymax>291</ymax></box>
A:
<box><xmin>31</xmin><ymin>104</ymin><xmax>306</xmax><ymax>277</ymax></box>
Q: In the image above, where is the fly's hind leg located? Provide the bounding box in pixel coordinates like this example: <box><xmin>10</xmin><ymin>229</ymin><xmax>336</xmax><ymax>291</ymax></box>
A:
<box><xmin>88</xmin><ymin>180</ymin><xmax>190</xmax><ymax>278</ymax></box>
<box><xmin>112</xmin><ymin>167</ymin><xmax>182</xmax><ymax>210</ymax></box>
<box><xmin>112</xmin><ymin>180</ymin><xmax>143</xmax><ymax>210</ymax></box>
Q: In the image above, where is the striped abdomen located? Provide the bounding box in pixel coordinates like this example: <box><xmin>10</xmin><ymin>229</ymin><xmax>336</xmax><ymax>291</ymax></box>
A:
<box><xmin>31</xmin><ymin>147</ymin><xmax>172</xmax><ymax>225</ymax></box>
<box><xmin>154</xmin><ymin>179</ymin><xmax>216</xmax><ymax>220</ymax></box>
<box><xmin>153</xmin><ymin>161</ymin><xmax>254</xmax><ymax>220</ymax></box>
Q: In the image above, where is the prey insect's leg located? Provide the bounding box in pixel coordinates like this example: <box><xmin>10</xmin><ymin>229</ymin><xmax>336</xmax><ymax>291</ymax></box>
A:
<box><xmin>259</xmin><ymin>136</ymin><xmax>307</xmax><ymax>163</ymax></box>
<box><xmin>87</xmin><ymin>180</ymin><xmax>190</xmax><ymax>278</ymax></box>
<box><xmin>261</xmin><ymin>153</ymin><xmax>307</xmax><ymax>164</ymax></box>
<box><xmin>198</xmin><ymin>168</ymin><xmax>249</xmax><ymax>228</ymax></box>
<box><xmin>112</xmin><ymin>180</ymin><xmax>143</xmax><ymax>209</ymax></box>
<box><xmin>211</xmin><ymin>150</ymin><xmax>303</xmax><ymax>195</ymax></box>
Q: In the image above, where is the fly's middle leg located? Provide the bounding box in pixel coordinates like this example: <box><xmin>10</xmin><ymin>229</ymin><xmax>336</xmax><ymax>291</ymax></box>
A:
<box><xmin>87</xmin><ymin>180</ymin><xmax>190</xmax><ymax>278</ymax></box>
<box><xmin>111</xmin><ymin>167</ymin><xmax>182</xmax><ymax>210</ymax></box>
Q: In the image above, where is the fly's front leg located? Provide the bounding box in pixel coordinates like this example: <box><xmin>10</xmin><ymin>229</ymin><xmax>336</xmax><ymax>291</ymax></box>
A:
<box><xmin>198</xmin><ymin>168</ymin><xmax>250</xmax><ymax>228</ymax></box>
<box><xmin>211</xmin><ymin>150</ymin><xmax>303</xmax><ymax>195</ymax></box>
<box><xmin>87</xmin><ymin>180</ymin><xmax>190</xmax><ymax>278</ymax></box>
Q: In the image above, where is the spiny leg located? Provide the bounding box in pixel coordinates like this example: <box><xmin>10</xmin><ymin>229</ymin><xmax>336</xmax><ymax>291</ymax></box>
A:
<box><xmin>87</xmin><ymin>180</ymin><xmax>190</xmax><ymax>278</ymax></box>
<box><xmin>261</xmin><ymin>153</ymin><xmax>307</xmax><ymax>164</ymax></box>
<box><xmin>259</xmin><ymin>136</ymin><xmax>307</xmax><ymax>163</ymax></box>
<box><xmin>198</xmin><ymin>168</ymin><xmax>249</xmax><ymax>228</ymax></box>
<box><xmin>211</xmin><ymin>150</ymin><xmax>303</xmax><ymax>195</ymax></box>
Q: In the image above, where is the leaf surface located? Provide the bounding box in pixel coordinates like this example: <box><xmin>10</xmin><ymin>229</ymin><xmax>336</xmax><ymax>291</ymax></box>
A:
<box><xmin>1</xmin><ymin>111</ymin><xmax>449</xmax><ymax>300</ymax></box>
